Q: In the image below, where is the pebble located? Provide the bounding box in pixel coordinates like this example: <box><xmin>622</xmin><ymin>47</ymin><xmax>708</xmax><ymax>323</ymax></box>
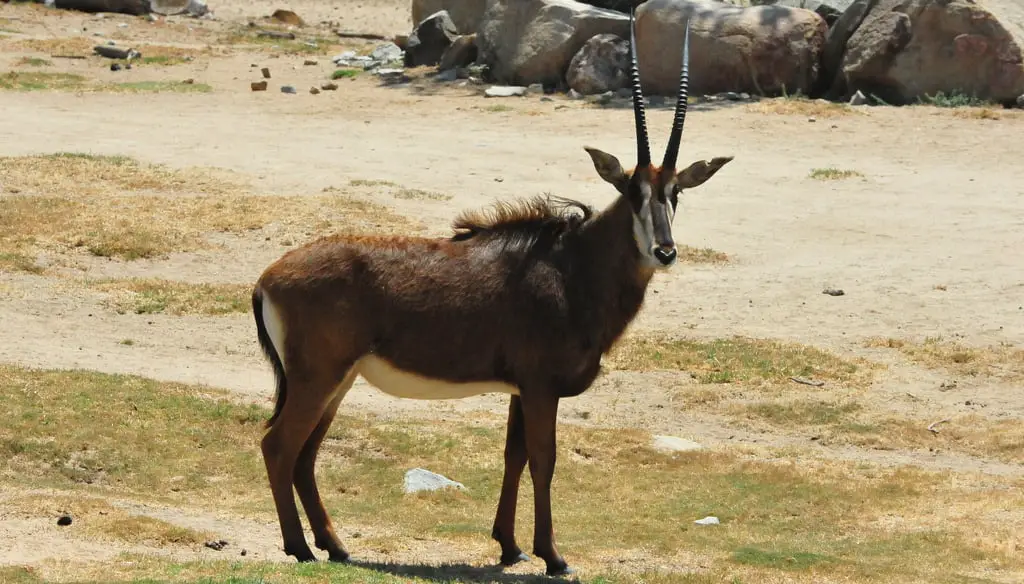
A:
<box><xmin>261</xmin><ymin>67</ymin><xmax>271</xmax><ymax>79</ymax></box>
<box><xmin>309</xmin><ymin>86</ymin><xmax>320</xmax><ymax>94</ymax></box>
<box><xmin>250</xmin><ymin>80</ymin><xmax>268</xmax><ymax>91</ymax></box>
<box><xmin>280</xmin><ymin>85</ymin><xmax>297</xmax><ymax>94</ymax></box>
<box><xmin>403</xmin><ymin>468</ymin><xmax>466</xmax><ymax>494</ymax></box>
<box><xmin>484</xmin><ymin>85</ymin><xmax>527</xmax><ymax>98</ymax></box>
<box><xmin>320</xmin><ymin>82</ymin><xmax>338</xmax><ymax>91</ymax></box>
<box><xmin>57</xmin><ymin>514</ymin><xmax>73</xmax><ymax>527</ymax></box>
<box><xmin>694</xmin><ymin>516</ymin><xmax>720</xmax><ymax>526</ymax></box>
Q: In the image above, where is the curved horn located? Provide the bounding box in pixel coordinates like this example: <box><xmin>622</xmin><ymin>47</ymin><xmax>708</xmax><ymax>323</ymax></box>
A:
<box><xmin>661</xmin><ymin>19</ymin><xmax>691</xmax><ymax>170</ymax></box>
<box><xmin>629</xmin><ymin>8</ymin><xmax>651</xmax><ymax>169</ymax></box>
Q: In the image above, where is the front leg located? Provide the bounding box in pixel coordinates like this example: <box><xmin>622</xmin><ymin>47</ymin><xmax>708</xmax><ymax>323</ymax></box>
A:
<box><xmin>521</xmin><ymin>393</ymin><xmax>571</xmax><ymax>576</ymax></box>
<box><xmin>492</xmin><ymin>395</ymin><xmax>530</xmax><ymax>566</ymax></box>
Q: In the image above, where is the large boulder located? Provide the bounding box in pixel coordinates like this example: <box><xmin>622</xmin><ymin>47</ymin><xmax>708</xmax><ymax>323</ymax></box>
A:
<box><xmin>477</xmin><ymin>0</ymin><xmax>630</xmax><ymax>87</ymax></box>
<box><xmin>835</xmin><ymin>0</ymin><xmax>1024</xmax><ymax>105</ymax></box>
<box><xmin>745</xmin><ymin>0</ymin><xmax>855</xmax><ymax>26</ymax></box>
<box><xmin>567</xmin><ymin>33</ymin><xmax>630</xmax><ymax>94</ymax></box>
<box><xmin>405</xmin><ymin>10</ymin><xmax>460</xmax><ymax>67</ymax></box>
<box><xmin>412</xmin><ymin>0</ymin><xmax>487</xmax><ymax>34</ymax></box>
<box><xmin>635</xmin><ymin>0</ymin><xmax>829</xmax><ymax>96</ymax></box>
<box><xmin>818</xmin><ymin>0</ymin><xmax>878</xmax><ymax>97</ymax></box>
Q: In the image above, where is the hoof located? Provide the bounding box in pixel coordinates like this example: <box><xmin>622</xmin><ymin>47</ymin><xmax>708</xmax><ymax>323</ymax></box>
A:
<box><xmin>327</xmin><ymin>550</ymin><xmax>351</xmax><ymax>563</ymax></box>
<box><xmin>288</xmin><ymin>550</ymin><xmax>317</xmax><ymax>563</ymax></box>
<box><xmin>546</xmin><ymin>564</ymin><xmax>575</xmax><ymax>578</ymax></box>
<box><xmin>500</xmin><ymin>551</ymin><xmax>530</xmax><ymax>566</ymax></box>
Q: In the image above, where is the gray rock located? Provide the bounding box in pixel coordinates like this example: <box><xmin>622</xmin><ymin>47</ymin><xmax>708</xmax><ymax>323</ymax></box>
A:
<box><xmin>694</xmin><ymin>516</ymin><xmax>720</xmax><ymax>525</ymax></box>
<box><xmin>568</xmin><ymin>88</ymin><xmax>584</xmax><ymax>99</ymax></box>
<box><xmin>738</xmin><ymin>0</ymin><xmax>854</xmax><ymax>26</ymax></box>
<box><xmin>819</xmin><ymin>0</ymin><xmax>877</xmax><ymax>98</ymax></box>
<box><xmin>332</xmin><ymin>50</ymin><xmax>358</xmax><ymax>64</ymax></box>
<box><xmin>403</xmin><ymin>468</ymin><xmax>466</xmax><ymax>494</ymax></box>
<box><xmin>280</xmin><ymin>85</ymin><xmax>297</xmax><ymax>94</ymax></box>
<box><xmin>635</xmin><ymin>0</ymin><xmax>828</xmax><ymax>97</ymax></box>
<box><xmin>836</xmin><ymin>0</ymin><xmax>1024</xmax><ymax>105</ymax></box>
<box><xmin>566</xmin><ymin>33</ymin><xmax>629</xmax><ymax>95</ymax></box>
<box><xmin>652</xmin><ymin>435</ymin><xmax>703</xmax><ymax>453</ymax></box>
<box><xmin>370</xmin><ymin>43</ymin><xmax>404</xmax><ymax>63</ymax></box>
<box><xmin>849</xmin><ymin>89</ymin><xmax>868</xmax><ymax>105</ymax></box>
<box><xmin>412</xmin><ymin>0</ymin><xmax>488</xmax><ymax>35</ymax></box>
<box><xmin>376</xmin><ymin>68</ymin><xmax>411</xmax><ymax>84</ymax></box>
<box><xmin>485</xmin><ymin>85</ymin><xmax>528</xmax><ymax>97</ymax></box>
<box><xmin>477</xmin><ymin>0</ymin><xmax>629</xmax><ymax>87</ymax></box>
<box><xmin>406</xmin><ymin>11</ymin><xmax>459</xmax><ymax>67</ymax></box>
<box><xmin>1018</xmin><ymin>94</ymin><xmax>1024</xmax><ymax>108</ymax></box>
<box><xmin>435</xmin><ymin>67</ymin><xmax>459</xmax><ymax>81</ymax></box>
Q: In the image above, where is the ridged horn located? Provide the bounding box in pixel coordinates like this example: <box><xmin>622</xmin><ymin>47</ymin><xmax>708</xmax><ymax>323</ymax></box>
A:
<box><xmin>629</xmin><ymin>8</ymin><xmax>651</xmax><ymax>169</ymax></box>
<box><xmin>661</xmin><ymin>19</ymin><xmax>691</xmax><ymax>170</ymax></box>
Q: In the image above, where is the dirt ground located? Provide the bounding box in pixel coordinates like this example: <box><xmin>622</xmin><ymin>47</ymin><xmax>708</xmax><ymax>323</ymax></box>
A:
<box><xmin>1</xmin><ymin>0</ymin><xmax>1023</xmax><ymax>580</ymax></box>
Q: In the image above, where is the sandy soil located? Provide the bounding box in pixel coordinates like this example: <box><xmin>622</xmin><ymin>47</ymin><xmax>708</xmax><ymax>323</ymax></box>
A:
<box><xmin>1</xmin><ymin>0</ymin><xmax>1023</xmax><ymax>577</ymax></box>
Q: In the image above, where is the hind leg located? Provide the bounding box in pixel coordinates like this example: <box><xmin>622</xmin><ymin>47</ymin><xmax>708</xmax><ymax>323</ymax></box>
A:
<box><xmin>293</xmin><ymin>368</ymin><xmax>357</xmax><ymax>562</ymax></box>
<box><xmin>261</xmin><ymin>375</ymin><xmax>338</xmax><ymax>562</ymax></box>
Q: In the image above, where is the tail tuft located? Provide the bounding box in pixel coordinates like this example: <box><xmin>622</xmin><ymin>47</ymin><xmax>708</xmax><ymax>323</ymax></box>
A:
<box><xmin>252</xmin><ymin>287</ymin><xmax>287</xmax><ymax>429</ymax></box>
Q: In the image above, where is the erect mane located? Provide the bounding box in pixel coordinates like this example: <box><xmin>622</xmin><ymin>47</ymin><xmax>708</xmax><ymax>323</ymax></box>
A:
<box><xmin>450</xmin><ymin>195</ymin><xmax>594</xmax><ymax>248</ymax></box>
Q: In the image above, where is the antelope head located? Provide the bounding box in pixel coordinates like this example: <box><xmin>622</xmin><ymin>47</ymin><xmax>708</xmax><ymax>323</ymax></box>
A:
<box><xmin>585</xmin><ymin>11</ymin><xmax>733</xmax><ymax>269</ymax></box>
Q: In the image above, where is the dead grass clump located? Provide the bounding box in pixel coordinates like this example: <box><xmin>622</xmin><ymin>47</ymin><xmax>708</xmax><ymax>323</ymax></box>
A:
<box><xmin>15</xmin><ymin>56</ymin><xmax>51</xmax><ymax>67</ymax></box>
<box><xmin>809</xmin><ymin>167</ymin><xmax>864</xmax><ymax>180</ymax></box>
<box><xmin>0</xmin><ymin>252</ymin><xmax>44</xmax><ymax>274</ymax></box>
<box><xmin>679</xmin><ymin>246</ymin><xmax>728</xmax><ymax>263</ymax></box>
<box><xmin>733</xmin><ymin>399</ymin><xmax>863</xmax><ymax>427</ymax></box>
<box><xmin>747</xmin><ymin>97</ymin><xmax>857</xmax><ymax>118</ymax></box>
<box><xmin>7</xmin><ymin>36</ymin><xmax>95</xmax><ymax>56</ymax></box>
<box><xmin>106</xmin><ymin>80</ymin><xmax>213</xmax><ymax>93</ymax></box>
<box><xmin>606</xmin><ymin>335</ymin><xmax>868</xmax><ymax>386</ymax></box>
<box><xmin>89</xmin><ymin>278</ymin><xmax>250</xmax><ymax>316</ymax></box>
<box><xmin>393</xmin><ymin>187</ymin><xmax>453</xmax><ymax>202</ymax></box>
<box><xmin>6</xmin><ymin>494</ymin><xmax>214</xmax><ymax>546</ymax></box>
<box><xmin>866</xmin><ymin>336</ymin><xmax>1024</xmax><ymax>378</ymax></box>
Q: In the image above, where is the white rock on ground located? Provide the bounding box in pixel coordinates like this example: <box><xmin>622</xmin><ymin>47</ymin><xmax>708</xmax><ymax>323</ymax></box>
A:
<box><xmin>403</xmin><ymin>468</ymin><xmax>467</xmax><ymax>494</ymax></box>
<box><xmin>652</xmin><ymin>435</ymin><xmax>703</xmax><ymax>453</ymax></box>
<box><xmin>694</xmin><ymin>516</ymin><xmax>721</xmax><ymax>525</ymax></box>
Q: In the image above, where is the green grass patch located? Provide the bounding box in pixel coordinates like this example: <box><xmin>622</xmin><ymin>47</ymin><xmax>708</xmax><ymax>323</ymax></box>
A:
<box><xmin>0</xmin><ymin>71</ymin><xmax>86</xmax><ymax>91</ymax></box>
<box><xmin>332</xmin><ymin>68</ymin><xmax>359</xmax><ymax>79</ymax></box>
<box><xmin>16</xmin><ymin>57</ymin><xmax>52</xmax><ymax>67</ymax></box>
<box><xmin>920</xmin><ymin>91</ymin><xmax>992</xmax><ymax>108</ymax></box>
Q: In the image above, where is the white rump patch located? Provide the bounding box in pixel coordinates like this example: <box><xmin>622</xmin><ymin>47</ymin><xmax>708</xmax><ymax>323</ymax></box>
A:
<box><xmin>356</xmin><ymin>355</ymin><xmax>520</xmax><ymax>400</ymax></box>
<box><xmin>260</xmin><ymin>290</ymin><xmax>288</xmax><ymax>372</ymax></box>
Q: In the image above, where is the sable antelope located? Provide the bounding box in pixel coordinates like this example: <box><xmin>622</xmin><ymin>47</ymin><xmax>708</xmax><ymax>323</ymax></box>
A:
<box><xmin>251</xmin><ymin>11</ymin><xmax>732</xmax><ymax>577</ymax></box>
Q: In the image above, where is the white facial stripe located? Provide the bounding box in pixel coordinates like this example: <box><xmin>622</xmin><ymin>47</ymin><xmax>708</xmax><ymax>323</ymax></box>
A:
<box><xmin>633</xmin><ymin>183</ymin><xmax>656</xmax><ymax>254</ymax></box>
<box><xmin>663</xmin><ymin>185</ymin><xmax>676</xmax><ymax>223</ymax></box>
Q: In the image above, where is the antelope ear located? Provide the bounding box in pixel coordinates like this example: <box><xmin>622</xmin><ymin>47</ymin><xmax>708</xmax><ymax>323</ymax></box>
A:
<box><xmin>676</xmin><ymin>156</ymin><xmax>734</xmax><ymax>190</ymax></box>
<box><xmin>584</xmin><ymin>146</ymin><xmax>629</xmax><ymax>195</ymax></box>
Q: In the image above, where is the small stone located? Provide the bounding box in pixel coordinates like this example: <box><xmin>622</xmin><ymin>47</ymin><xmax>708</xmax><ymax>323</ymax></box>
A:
<box><xmin>261</xmin><ymin>67</ymin><xmax>271</xmax><ymax>79</ymax></box>
<box><xmin>110</xmin><ymin>63</ymin><xmax>121</xmax><ymax>71</ymax></box>
<box><xmin>280</xmin><ymin>85</ymin><xmax>297</xmax><ymax>94</ymax></box>
<box><xmin>147</xmin><ymin>13</ymin><xmax>159</xmax><ymax>22</ymax></box>
<box><xmin>527</xmin><ymin>83</ymin><xmax>544</xmax><ymax>94</ymax></box>
<box><xmin>822</xmin><ymin>288</ymin><xmax>845</xmax><ymax>296</ymax></box>
<box><xmin>309</xmin><ymin>86</ymin><xmax>320</xmax><ymax>94</ymax></box>
<box><xmin>320</xmin><ymin>82</ymin><xmax>338</xmax><ymax>91</ymax></box>
<box><xmin>540</xmin><ymin>96</ymin><xmax>553</xmax><ymax>102</ymax></box>
<box><xmin>484</xmin><ymin>85</ymin><xmax>527</xmax><ymax>98</ymax></box>
<box><xmin>725</xmin><ymin>91</ymin><xmax>741</xmax><ymax>100</ymax></box>
<box><xmin>1016</xmin><ymin>94</ymin><xmax>1024</xmax><ymax>109</ymax></box>
<box><xmin>567</xmin><ymin>88</ymin><xmax>583</xmax><ymax>99</ymax></box>
<box><xmin>808</xmin><ymin>117</ymin><xmax>817</xmax><ymax>122</ymax></box>
<box><xmin>240</xmin><ymin>549</ymin><xmax>247</xmax><ymax>556</ymax></box>
<box><xmin>182</xmin><ymin>78</ymin><xmax>194</xmax><ymax>84</ymax></box>
<box><xmin>694</xmin><ymin>516</ymin><xmax>720</xmax><ymax>526</ymax></box>
<box><xmin>403</xmin><ymin>468</ymin><xmax>466</xmax><ymax>494</ymax></box>
<box><xmin>204</xmin><ymin>540</ymin><xmax>227</xmax><ymax>551</ymax></box>
<box><xmin>738</xmin><ymin>92</ymin><xmax>751</xmax><ymax>100</ymax></box>
<box><xmin>250</xmin><ymin>80</ymin><xmax>268</xmax><ymax>91</ymax></box>
<box><xmin>57</xmin><ymin>514</ymin><xmax>73</xmax><ymax>526</ymax></box>
<box><xmin>303</xmin><ymin>59</ymin><xmax>318</xmax><ymax>66</ymax></box>
<box><xmin>849</xmin><ymin>90</ymin><xmax>868</xmax><ymax>106</ymax></box>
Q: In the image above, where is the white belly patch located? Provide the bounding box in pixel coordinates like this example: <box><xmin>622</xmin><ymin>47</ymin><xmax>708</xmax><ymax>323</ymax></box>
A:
<box><xmin>356</xmin><ymin>355</ymin><xmax>519</xmax><ymax>400</ymax></box>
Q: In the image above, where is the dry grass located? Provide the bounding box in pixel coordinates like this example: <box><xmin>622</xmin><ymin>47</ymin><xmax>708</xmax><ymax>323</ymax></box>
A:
<box><xmin>747</xmin><ymin>97</ymin><xmax>858</xmax><ymax>118</ymax></box>
<box><xmin>0</xmin><ymin>251</ymin><xmax>44</xmax><ymax>274</ymax></box>
<box><xmin>951</xmin><ymin>107</ymin><xmax>1010</xmax><ymax>121</ymax></box>
<box><xmin>809</xmin><ymin>167</ymin><xmax>864</xmax><ymax>180</ymax></box>
<box><xmin>866</xmin><ymin>336</ymin><xmax>1024</xmax><ymax>379</ymax></box>
<box><xmin>108</xmin><ymin>80</ymin><xmax>213</xmax><ymax>93</ymax></box>
<box><xmin>88</xmin><ymin>278</ymin><xmax>250</xmax><ymax>316</ymax></box>
<box><xmin>6</xmin><ymin>36</ymin><xmax>95</xmax><ymax>56</ymax></box>
<box><xmin>606</xmin><ymin>335</ymin><xmax>870</xmax><ymax>386</ymax></box>
<box><xmin>729</xmin><ymin>397</ymin><xmax>1023</xmax><ymax>463</ymax></box>
<box><xmin>1</xmin><ymin>364</ymin><xmax>1022</xmax><ymax>583</ymax></box>
<box><xmin>5</xmin><ymin>494</ymin><xmax>214</xmax><ymax>547</ymax></box>
<box><xmin>679</xmin><ymin>246</ymin><xmax>729</xmax><ymax>263</ymax></box>
<box><xmin>347</xmin><ymin>179</ymin><xmax>453</xmax><ymax>202</ymax></box>
<box><xmin>0</xmin><ymin>153</ymin><xmax>419</xmax><ymax>261</ymax></box>
<box><xmin>218</xmin><ymin>25</ymin><xmax>343</xmax><ymax>55</ymax></box>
